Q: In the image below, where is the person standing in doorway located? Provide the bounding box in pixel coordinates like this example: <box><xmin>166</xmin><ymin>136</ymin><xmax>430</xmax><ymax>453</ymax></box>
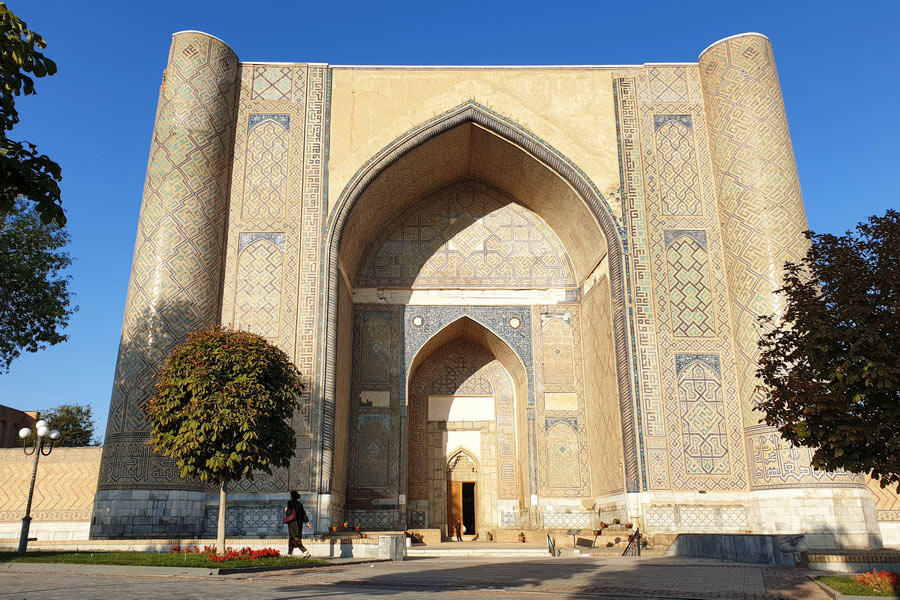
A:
<box><xmin>284</xmin><ymin>490</ymin><xmax>312</xmax><ymax>557</ymax></box>
<box><xmin>455</xmin><ymin>519</ymin><xmax>463</xmax><ymax>542</ymax></box>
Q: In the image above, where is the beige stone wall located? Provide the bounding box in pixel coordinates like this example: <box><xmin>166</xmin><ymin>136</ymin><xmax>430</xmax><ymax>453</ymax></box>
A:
<box><xmin>327</xmin><ymin>68</ymin><xmax>622</xmax><ymax>218</ymax></box>
<box><xmin>0</xmin><ymin>447</ymin><xmax>101</xmax><ymax>524</ymax></box>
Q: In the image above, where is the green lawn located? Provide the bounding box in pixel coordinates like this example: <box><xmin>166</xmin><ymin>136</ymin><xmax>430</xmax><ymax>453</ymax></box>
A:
<box><xmin>817</xmin><ymin>575</ymin><xmax>899</xmax><ymax>597</ymax></box>
<box><xmin>0</xmin><ymin>551</ymin><xmax>327</xmax><ymax>569</ymax></box>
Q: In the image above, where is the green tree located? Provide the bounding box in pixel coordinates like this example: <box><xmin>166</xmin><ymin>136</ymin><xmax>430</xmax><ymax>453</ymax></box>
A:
<box><xmin>146</xmin><ymin>326</ymin><xmax>304</xmax><ymax>552</ymax></box>
<box><xmin>757</xmin><ymin>209</ymin><xmax>899</xmax><ymax>489</ymax></box>
<box><xmin>0</xmin><ymin>3</ymin><xmax>63</xmax><ymax>226</ymax></box>
<box><xmin>0</xmin><ymin>199</ymin><xmax>75</xmax><ymax>372</ymax></box>
<box><xmin>40</xmin><ymin>403</ymin><xmax>99</xmax><ymax>446</ymax></box>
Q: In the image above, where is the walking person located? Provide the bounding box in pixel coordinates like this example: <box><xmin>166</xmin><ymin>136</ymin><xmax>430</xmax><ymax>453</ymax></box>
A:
<box><xmin>455</xmin><ymin>519</ymin><xmax>463</xmax><ymax>542</ymax></box>
<box><xmin>284</xmin><ymin>490</ymin><xmax>311</xmax><ymax>557</ymax></box>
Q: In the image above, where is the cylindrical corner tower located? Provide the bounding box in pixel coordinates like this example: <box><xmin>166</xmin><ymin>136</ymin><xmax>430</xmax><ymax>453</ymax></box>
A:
<box><xmin>699</xmin><ymin>33</ymin><xmax>880</xmax><ymax>547</ymax></box>
<box><xmin>91</xmin><ymin>31</ymin><xmax>240</xmax><ymax>538</ymax></box>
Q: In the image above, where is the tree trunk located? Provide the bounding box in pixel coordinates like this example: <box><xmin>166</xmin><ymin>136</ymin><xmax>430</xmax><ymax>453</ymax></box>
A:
<box><xmin>216</xmin><ymin>481</ymin><xmax>227</xmax><ymax>554</ymax></box>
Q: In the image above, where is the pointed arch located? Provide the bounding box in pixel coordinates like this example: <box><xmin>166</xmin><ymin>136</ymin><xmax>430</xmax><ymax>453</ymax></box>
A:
<box><xmin>319</xmin><ymin>101</ymin><xmax>638</xmax><ymax>496</ymax></box>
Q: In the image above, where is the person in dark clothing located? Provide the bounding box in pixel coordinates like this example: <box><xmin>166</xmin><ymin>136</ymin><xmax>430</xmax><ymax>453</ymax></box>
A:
<box><xmin>285</xmin><ymin>490</ymin><xmax>311</xmax><ymax>557</ymax></box>
<box><xmin>455</xmin><ymin>519</ymin><xmax>463</xmax><ymax>542</ymax></box>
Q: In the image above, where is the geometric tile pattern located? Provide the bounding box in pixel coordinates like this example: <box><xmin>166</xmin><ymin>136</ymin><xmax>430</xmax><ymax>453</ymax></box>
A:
<box><xmin>698</xmin><ymin>35</ymin><xmax>860</xmax><ymax>489</ymax></box>
<box><xmin>630</xmin><ymin>63</ymin><xmax>749</xmax><ymax>492</ymax></box>
<box><xmin>675</xmin><ymin>354</ymin><xmax>729</xmax><ymax>475</ymax></box>
<box><xmin>665</xmin><ymin>231</ymin><xmax>715</xmax><ymax>337</ymax></box>
<box><xmin>0</xmin><ymin>448</ymin><xmax>101</xmax><ymax>522</ymax></box>
<box><xmin>546</xmin><ymin>422</ymin><xmax>581</xmax><ymax>489</ymax></box>
<box><xmin>649</xmin><ymin>66</ymin><xmax>689</xmax><ymax>103</ymax></box>
<box><xmin>243</xmin><ymin>117</ymin><xmax>289</xmax><ymax>219</ymax></box>
<box><xmin>356</xmin><ymin>179</ymin><xmax>576</xmax><ymax>289</ymax></box>
<box><xmin>613</xmin><ymin>76</ymin><xmax>665</xmax><ymax>455</ymax></box>
<box><xmin>296</xmin><ymin>66</ymin><xmax>329</xmax><ymax>484</ymax></box>
<box><xmin>655</xmin><ymin>117</ymin><xmax>702</xmax><ymax>216</ymax></box>
<box><xmin>99</xmin><ymin>33</ymin><xmax>239</xmax><ymax>490</ymax></box>
<box><xmin>251</xmin><ymin>66</ymin><xmax>292</xmax><ymax>101</ymax></box>
<box><xmin>219</xmin><ymin>60</ymin><xmax>315</xmax><ymax>495</ymax></box>
<box><xmin>534</xmin><ymin>305</ymin><xmax>591</xmax><ymax>498</ymax></box>
<box><xmin>866</xmin><ymin>477</ymin><xmax>900</xmax><ymax>521</ymax></box>
<box><xmin>234</xmin><ymin>237</ymin><xmax>284</xmax><ymax>339</ymax></box>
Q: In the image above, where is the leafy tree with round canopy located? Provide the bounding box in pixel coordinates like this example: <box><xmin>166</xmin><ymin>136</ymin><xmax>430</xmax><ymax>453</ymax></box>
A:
<box><xmin>146</xmin><ymin>326</ymin><xmax>304</xmax><ymax>552</ymax></box>
<box><xmin>757</xmin><ymin>209</ymin><xmax>899</xmax><ymax>490</ymax></box>
<box><xmin>40</xmin><ymin>403</ymin><xmax>98</xmax><ymax>446</ymax></box>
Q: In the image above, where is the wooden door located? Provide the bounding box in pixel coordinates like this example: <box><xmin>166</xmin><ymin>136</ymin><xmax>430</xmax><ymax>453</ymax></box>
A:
<box><xmin>447</xmin><ymin>481</ymin><xmax>463</xmax><ymax>538</ymax></box>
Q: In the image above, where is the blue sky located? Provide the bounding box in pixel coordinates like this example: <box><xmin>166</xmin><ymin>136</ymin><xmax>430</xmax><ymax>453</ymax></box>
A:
<box><xmin>2</xmin><ymin>0</ymin><xmax>898</xmax><ymax>438</ymax></box>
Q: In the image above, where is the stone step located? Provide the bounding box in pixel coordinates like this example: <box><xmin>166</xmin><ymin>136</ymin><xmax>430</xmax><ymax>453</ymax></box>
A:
<box><xmin>407</xmin><ymin>548</ymin><xmax>550</xmax><ymax>558</ymax></box>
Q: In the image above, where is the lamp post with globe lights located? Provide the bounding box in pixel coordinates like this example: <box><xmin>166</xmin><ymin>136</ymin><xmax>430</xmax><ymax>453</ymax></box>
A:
<box><xmin>17</xmin><ymin>420</ymin><xmax>60</xmax><ymax>553</ymax></box>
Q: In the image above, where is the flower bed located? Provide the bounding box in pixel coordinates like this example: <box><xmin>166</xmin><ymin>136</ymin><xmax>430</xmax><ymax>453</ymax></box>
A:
<box><xmin>818</xmin><ymin>570</ymin><xmax>899</xmax><ymax>597</ymax></box>
<box><xmin>0</xmin><ymin>549</ymin><xmax>325</xmax><ymax>569</ymax></box>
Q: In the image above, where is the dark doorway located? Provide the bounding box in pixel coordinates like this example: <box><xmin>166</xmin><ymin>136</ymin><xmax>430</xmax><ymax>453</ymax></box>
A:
<box><xmin>462</xmin><ymin>482</ymin><xmax>476</xmax><ymax>535</ymax></box>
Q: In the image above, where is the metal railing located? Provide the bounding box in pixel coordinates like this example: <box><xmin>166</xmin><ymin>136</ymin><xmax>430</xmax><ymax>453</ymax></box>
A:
<box><xmin>547</xmin><ymin>534</ymin><xmax>559</xmax><ymax>557</ymax></box>
<box><xmin>622</xmin><ymin>527</ymin><xmax>641</xmax><ymax>556</ymax></box>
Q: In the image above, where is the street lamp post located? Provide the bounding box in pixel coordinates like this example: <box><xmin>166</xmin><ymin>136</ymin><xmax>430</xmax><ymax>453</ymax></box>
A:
<box><xmin>17</xmin><ymin>420</ymin><xmax>60</xmax><ymax>553</ymax></box>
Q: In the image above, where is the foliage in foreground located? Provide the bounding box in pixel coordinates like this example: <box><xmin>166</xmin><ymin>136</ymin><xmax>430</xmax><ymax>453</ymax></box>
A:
<box><xmin>756</xmin><ymin>210</ymin><xmax>899</xmax><ymax>489</ymax></box>
<box><xmin>39</xmin><ymin>403</ymin><xmax>99</xmax><ymax>446</ymax></box>
<box><xmin>145</xmin><ymin>326</ymin><xmax>304</xmax><ymax>485</ymax></box>
<box><xmin>0</xmin><ymin>550</ymin><xmax>324</xmax><ymax>568</ymax></box>
<box><xmin>0</xmin><ymin>3</ymin><xmax>64</xmax><ymax>226</ymax></box>
<box><xmin>0</xmin><ymin>199</ymin><xmax>75</xmax><ymax>372</ymax></box>
<box><xmin>818</xmin><ymin>572</ymin><xmax>899</xmax><ymax>597</ymax></box>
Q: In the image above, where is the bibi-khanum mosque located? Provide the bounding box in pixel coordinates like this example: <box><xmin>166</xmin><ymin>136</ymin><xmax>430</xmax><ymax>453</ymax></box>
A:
<box><xmin>86</xmin><ymin>31</ymin><xmax>896</xmax><ymax>548</ymax></box>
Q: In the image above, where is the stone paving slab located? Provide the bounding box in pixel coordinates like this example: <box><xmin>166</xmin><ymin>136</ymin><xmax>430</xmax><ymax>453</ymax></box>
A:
<box><xmin>0</xmin><ymin>556</ymin><xmax>831</xmax><ymax>599</ymax></box>
<box><xmin>0</xmin><ymin>556</ymin><xmax>381</xmax><ymax>577</ymax></box>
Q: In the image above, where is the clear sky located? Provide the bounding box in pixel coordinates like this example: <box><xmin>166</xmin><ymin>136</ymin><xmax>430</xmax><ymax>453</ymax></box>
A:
<box><xmin>1</xmin><ymin>0</ymin><xmax>898</xmax><ymax>439</ymax></box>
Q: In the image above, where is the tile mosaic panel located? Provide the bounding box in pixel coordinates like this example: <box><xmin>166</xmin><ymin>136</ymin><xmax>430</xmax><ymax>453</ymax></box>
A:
<box><xmin>99</xmin><ymin>33</ymin><xmax>239</xmax><ymax>490</ymax></box>
<box><xmin>699</xmin><ymin>35</ymin><xmax>859</xmax><ymax>489</ymax></box>
<box><xmin>233</xmin><ymin>237</ymin><xmax>284</xmax><ymax>339</ymax></box>
<box><xmin>675</xmin><ymin>354</ymin><xmax>729</xmax><ymax>475</ymax></box>
<box><xmin>648</xmin><ymin>66</ymin><xmax>689</xmax><ymax>103</ymax></box>
<box><xmin>297</xmin><ymin>66</ymin><xmax>329</xmax><ymax>492</ymax></box>
<box><xmin>654</xmin><ymin>117</ymin><xmax>702</xmax><ymax>216</ymax></box>
<box><xmin>242</xmin><ymin>116</ymin><xmax>289</xmax><ymax>219</ymax></box>
<box><xmin>664</xmin><ymin>231</ymin><xmax>715</xmax><ymax>337</ymax></box>
<box><xmin>250</xmin><ymin>66</ymin><xmax>293</xmax><ymax>101</ymax></box>
<box><xmin>219</xmin><ymin>62</ymin><xmax>316</xmax><ymax>494</ymax></box>
<box><xmin>356</xmin><ymin>179</ymin><xmax>576</xmax><ymax>289</ymax></box>
<box><xmin>612</xmin><ymin>75</ymin><xmax>662</xmax><ymax>492</ymax></box>
<box><xmin>533</xmin><ymin>305</ymin><xmax>591</xmax><ymax>498</ymax></box>
<box><xmin>630</xmin><ymin>65</ymin><xmax>748</xmax><ymax>492</ymax></box>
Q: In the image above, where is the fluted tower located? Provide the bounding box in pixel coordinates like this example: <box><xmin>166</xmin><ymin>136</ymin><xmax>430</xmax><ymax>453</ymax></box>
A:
<box><xmin>91</xmin><ymin>32</ymin><xmax>240</xmax><ymax>538</ymax></box>
<box><xmin>699</xmin><ymin>34</ymin><xmax>879</xmax><ymax>546</ymax></box>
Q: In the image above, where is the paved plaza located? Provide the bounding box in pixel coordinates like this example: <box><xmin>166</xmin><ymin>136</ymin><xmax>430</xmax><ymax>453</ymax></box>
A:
<box><xmin>0</xmin><ymin>556</ymin><xmax>829</xmax><ymax>599</ymax></box>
